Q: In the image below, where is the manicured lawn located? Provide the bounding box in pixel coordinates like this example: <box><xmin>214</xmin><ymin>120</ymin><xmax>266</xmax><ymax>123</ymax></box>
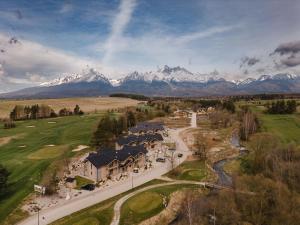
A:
<box><xmin>127</xmin><ymin>192</ymin><xmax>163</xmax><ymax>214</ymax></box>
<box><xmin>0</xmin><ymin>113</ymin><xmax>106</xmax><ymax>224</ymax></box>
<box><xmin>27</xmin><ymin>145</ymin><xmax>69</xmax><ymax>160</ymax></box>
<box><xmin>75</xmin><ymin>176</ymin><xmax>94</xmax><ymax>189</ymax></box>
<box><xmin>259</xmin><ymin>113</ymin><xmax>300</xmax><ymax>144</ymax></box>
<box><xmin>166</xmin><ymin>160</ymin><xmax>207</xmax><ymax>181</ymax></box>
<box><xmin>120</xmin><ymin>184</ymin><xmax>199</xmax><ymax>225</ymax></box>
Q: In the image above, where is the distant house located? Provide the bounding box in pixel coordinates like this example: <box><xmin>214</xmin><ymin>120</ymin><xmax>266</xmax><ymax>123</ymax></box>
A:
<box><xmin>128</xmin><ymin>121</ymin><xmax>164</xmax><ymax>135</ymax></box>
<box><xmin>84</xmin><ymin>145</ymin><xmax>148</xmax><ymax>182</ymax></box>
<box><xmin>174</xmin><ymin>110</ymin><xmax>190</xmax><ymax>118</ymax></box>
<box><xmin>115</xmin><ymin>133</ymin><xmax>163</xmax><ymax>150</ymax></box>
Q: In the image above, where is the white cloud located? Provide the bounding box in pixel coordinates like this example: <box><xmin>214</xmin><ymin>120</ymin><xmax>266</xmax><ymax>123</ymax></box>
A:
<box><xmin>102</xmin><ymin>0</ymin><xmax>137</xmax><ymax>64</ymax></box>
<box><xmin>0</xmin><ymin>33</ymin><xmax>117</xmax><ymax>92</ymax></box>
<box><xmin>175</xmin><ymin>25</ymin><xmax>241</xmax><ymax>44</ymax></box>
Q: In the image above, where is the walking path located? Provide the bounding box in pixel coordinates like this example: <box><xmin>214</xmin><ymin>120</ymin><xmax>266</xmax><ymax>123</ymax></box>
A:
<box><xmin>18</xmin><ymin>113</ymin><xmax>197</xmax><ymax>225</ymax></box>
<box><xmin>110</xmin><ymin>180</ymin><xmax>206</xmax><ymax>225</ymax></box>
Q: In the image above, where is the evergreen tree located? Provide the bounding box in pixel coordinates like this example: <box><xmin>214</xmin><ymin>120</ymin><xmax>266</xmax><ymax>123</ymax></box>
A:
<box><xmin>74</xmin><ymin>105</ymin><xmax>80</xmax><ymax>115</ymax></box>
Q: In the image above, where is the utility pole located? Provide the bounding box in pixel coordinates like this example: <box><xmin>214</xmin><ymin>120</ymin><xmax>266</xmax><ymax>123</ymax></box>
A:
<box><xmin>37</xmin><ymin>207</ymin><xmax>40</xmax><ymax>225</ymax></box>
<box><xmin>131</xmin><ymin>173</ymin><xmax>134</xmax><ymax>189</ymax></box>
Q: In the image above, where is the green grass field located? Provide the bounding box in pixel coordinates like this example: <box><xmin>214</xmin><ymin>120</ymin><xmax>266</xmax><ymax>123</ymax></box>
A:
<box><xmin>0</xmin><ymin>113</ymin><xmax>106</xmax><ymax>224</ymax></box>
<box><xmin>120</xmin><ymin>184</ymin><xmax>199</xmax><ymax>225</ymax></box>
<box><xmin>237</xmin><ymin>101</ymin><xmax>300</xmax><ymax>144</ymax></box>
<box><xmin>166</xmin><ymin>160</ymin><xmax>207</xmax><ymax>181</ymax></box>
<box><xmin>259</xmin><ymin>113</ymin><xmax>300</xmax><ymax>144</ymax></box>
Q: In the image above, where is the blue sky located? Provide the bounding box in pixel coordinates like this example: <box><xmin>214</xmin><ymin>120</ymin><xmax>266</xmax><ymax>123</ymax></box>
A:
<box><xmin>0</xmin><ymin>0</ymin><xmax>300</xmax><ymax>92</ymax></box>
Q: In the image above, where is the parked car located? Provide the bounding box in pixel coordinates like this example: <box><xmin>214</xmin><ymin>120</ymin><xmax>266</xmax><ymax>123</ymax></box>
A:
<box><xmin>156</xmin><ymin>158</ymin><xmax>166</xmax><ymax>162</ymax></box>
<box><xmin>133</xmin><ymin>168</ymin><xmax>139</xmax><ymax>173</ymax></box>
<box><xmin>81</xmin><ymin>184</ymin><xmax>95</xmax><ymax>191</ymax></box>
<box><xmin>177</xmin><ymin>153</ymin><xmax>183</xmax><ymax>158</ymax></box>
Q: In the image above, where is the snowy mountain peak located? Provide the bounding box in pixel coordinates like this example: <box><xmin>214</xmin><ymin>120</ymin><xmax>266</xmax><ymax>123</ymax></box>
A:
<box><xmin>40</xmin><ymin>68</ymin><xmax>110</xmax><ymax>87</ymax></box>
<box><xmin>272</xmin><ymin>73</ymin><xmax>298</xmax><ymax>80</ymax></box>
<box><xmin>257</xmin><ymin>75</ymin><xmax>271</xmax><ymax>81</ymax></box>
<box><xmin>40</xmin><ymin>66</ymin><xmax>300</xmax><ymax>89</ymax></box>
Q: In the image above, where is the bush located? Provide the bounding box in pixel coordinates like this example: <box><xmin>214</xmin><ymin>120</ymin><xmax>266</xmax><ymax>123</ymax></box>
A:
<box><xmin>3</xmin><ymin>120</ymin><xmax>16</xmax><ymax>129</ymax></box>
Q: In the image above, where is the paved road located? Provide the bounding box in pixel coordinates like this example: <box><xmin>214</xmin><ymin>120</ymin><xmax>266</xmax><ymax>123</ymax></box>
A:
<box><xmin>18</xmin><ymin>114</ymin><xmax>196</xmax><ymax>225</ymax></box>
<box><xmin>191</xmin><ymin>112</ymin><xmax>197</xmax><ymax>128</ymax></box>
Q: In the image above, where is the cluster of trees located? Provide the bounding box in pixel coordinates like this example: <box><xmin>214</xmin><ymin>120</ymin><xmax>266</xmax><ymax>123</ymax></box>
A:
<box><xmin>9</xmin><ymin>104</ymin><xmax>84</xmax><ymax>121</ymax></box>
<box><xmin>91</xmin><ymin>103</ymin><xmax>173</xmax><ymax>148</ymax></box>
<box><xmin>109</xmin><ymin>93</ymin><xmax>150</xmax><ymax>101</ymax></box>
<box><xmin>221</xmin><ymin>100</ymin><xmax>235</xmax><ymax>113</ymax></box>
<box><xmin>91</xmin><ymin>112</ymin><xmax>135</xmax><ymax>148</ymax></box>
<box><xmin>10</xmin><ymin>104</ymin><xmax>56</xmax><ymax>120</ymax></box>
<box><xmin>238</xmin><ymin>107</ymin><xmax>259</xmax><ymax>141</ymax></box>
<box><xmin>0</xmin><ymin>164</ymin><xmax>9</xmax><ymax>196</ymax></box>
<box><xmin>176</xmin><ymin>133</ymin><xmax>300</xmax><ymax>225</ymax></box>
<box><xmin>266</xmin><ymin>100</ymin><xmax>297</xmax><ymax>114</ymax></box>
<box><xmin>209</xmin><ymin>110</ymin><xmax>233</xmax><ymax>129</ymax></box>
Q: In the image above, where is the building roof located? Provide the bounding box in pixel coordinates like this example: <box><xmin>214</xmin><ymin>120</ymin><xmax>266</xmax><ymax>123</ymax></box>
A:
<box><xmin>129</xmin><ymin>121</ymin><xmax>164</xmax><ymax>133</ymax></box>
<box><xmin>117</xmin><ymin>133</ymin><xmax>163</xmax><ymax>145</ymax></box>
<box><xmin>86</xmin><ymin>145</ymin><xmax>148</xmax><ymax>169</ymax></box>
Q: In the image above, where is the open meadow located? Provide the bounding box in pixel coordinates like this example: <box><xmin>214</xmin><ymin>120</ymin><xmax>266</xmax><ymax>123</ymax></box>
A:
<box><xmin>0</xmin><ymin>97</ymin><xmax>141</xmax><ymax>118</ymax></box>
<box><xmin>238</xmin><ymin>101</ymin><xmax>300</xmax><ymax>144</ymax></box>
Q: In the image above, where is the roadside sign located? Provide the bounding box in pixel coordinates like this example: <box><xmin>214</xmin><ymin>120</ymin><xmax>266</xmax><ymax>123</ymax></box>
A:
<box><xmin>34</xmin><ymin>184</ymin><xmax>46</xmax><ymax>195</ymax></box>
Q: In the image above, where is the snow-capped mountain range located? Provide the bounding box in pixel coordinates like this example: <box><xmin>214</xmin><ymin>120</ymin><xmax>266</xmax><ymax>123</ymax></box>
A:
<box><xmin>39</xmin><ymin>65</ymin><xmax>300</xmax><ymax>87</ymax></box>
<box><xmin>1</xmin><ymin>65</ymin><xmax>300</xmax><ymax>98</ymax></box>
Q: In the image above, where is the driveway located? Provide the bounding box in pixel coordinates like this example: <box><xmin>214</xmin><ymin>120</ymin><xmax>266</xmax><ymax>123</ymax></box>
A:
<box><xmin>18</xmin><ymin>114</ymin><xmax>196</xmax><ymax>225</ymax></box>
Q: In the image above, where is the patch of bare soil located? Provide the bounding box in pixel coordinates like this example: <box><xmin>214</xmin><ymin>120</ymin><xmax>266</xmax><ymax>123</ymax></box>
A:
<box><xmin>0</xmin><ymin>134</ymin><xmax>24</xmax><ymax>147</ymax></box>
<box><xmin>139</xmin><ymin>190</ymin><xmax>187</xmax><ymax>225</ymax></box>
<box><xmin>179</xmin><ymin>128</ymin><xmax>200</xmax><ymax>150</ymax></box>
<box><xmin>154</xmin><ymin>116</ymin><xmax>190</xmax><ymax>128</ymax></box>
<box><xmin>0</xmin><ymin>136</ymin><xmax>13</xmax><ymax>147</ymax></box>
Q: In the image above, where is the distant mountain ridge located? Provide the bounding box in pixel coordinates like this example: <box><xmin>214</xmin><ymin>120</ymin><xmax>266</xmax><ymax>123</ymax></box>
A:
<box><xmin>1</xmin><ymin>65</ymin><xmax>300</xmax><ymax>98</ymax></box>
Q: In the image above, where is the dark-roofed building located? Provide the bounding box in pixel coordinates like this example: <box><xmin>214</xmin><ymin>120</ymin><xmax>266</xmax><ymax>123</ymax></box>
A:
<box><xmin>116</xmin><ymin>133</ymin><xmax>163</xmax><ymax>150</ymax></box>
<box><xmin>128</xmin><ymin>121</ymin><xmax>164</xmax><ymax>135</ymax></box>
<box><xmin>84</xmin><ymin>145</ymin><xmax>148</xmax><ymax>182</ymax></box>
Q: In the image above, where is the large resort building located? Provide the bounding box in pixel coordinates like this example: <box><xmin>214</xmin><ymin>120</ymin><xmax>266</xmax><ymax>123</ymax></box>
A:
<box><xmin>84</xmin><ymin>145</ymin><xmax>147</xmax><ymax>182</ymax></box>
<box><xmin>84</xmin><ymin>121</ymin><xmax>165</xmax><ymax>182</ymax></box>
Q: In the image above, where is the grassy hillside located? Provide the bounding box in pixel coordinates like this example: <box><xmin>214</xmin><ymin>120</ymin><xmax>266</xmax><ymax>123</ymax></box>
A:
<box><xmin>0</xmin><ymin>113</ymin><xmax>106</xmax><ymax>223</ymax></box>
<box><xmin>0</xmin><ymin>97</ymin><xmax>141</xmax><ymax>118</ymax></box>
<box><xmin>260</xmin><ymin>113</ymin><xmax>300</xmax><ymax>144</ymax></box>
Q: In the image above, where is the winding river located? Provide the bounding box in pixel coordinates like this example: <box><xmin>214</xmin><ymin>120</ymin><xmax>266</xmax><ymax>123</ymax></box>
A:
<box><xmin>212</xmin><ymin>133</ymin><xmax>247</xmax><ymax>187</ymax></box>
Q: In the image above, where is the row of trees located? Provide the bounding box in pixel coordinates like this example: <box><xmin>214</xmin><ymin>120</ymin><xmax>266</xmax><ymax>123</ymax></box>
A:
<box><xmin>266</xmin><ymin>100</ymin><xmax>297</xmax><ymax>114</ymax></box>
<box><xmin>91</xmin><ymin>102</ymin><xmax>173</xmax><ymax>148</ymax></box>
<box><xmin>9</xmin><ymin>104</ymin><xmax>84</xmax><ymax>121</ymax></box>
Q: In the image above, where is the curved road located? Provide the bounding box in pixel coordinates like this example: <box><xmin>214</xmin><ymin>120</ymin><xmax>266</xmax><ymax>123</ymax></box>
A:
<box><xmin>110</xmin><ymin>180</ymin><xmax>206</xmax><ymax>225</ymax></box>
<box><xmin>18</xmin><ymin>113</ymin><xmax>197</xmax><ymax>225</ymax></box>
